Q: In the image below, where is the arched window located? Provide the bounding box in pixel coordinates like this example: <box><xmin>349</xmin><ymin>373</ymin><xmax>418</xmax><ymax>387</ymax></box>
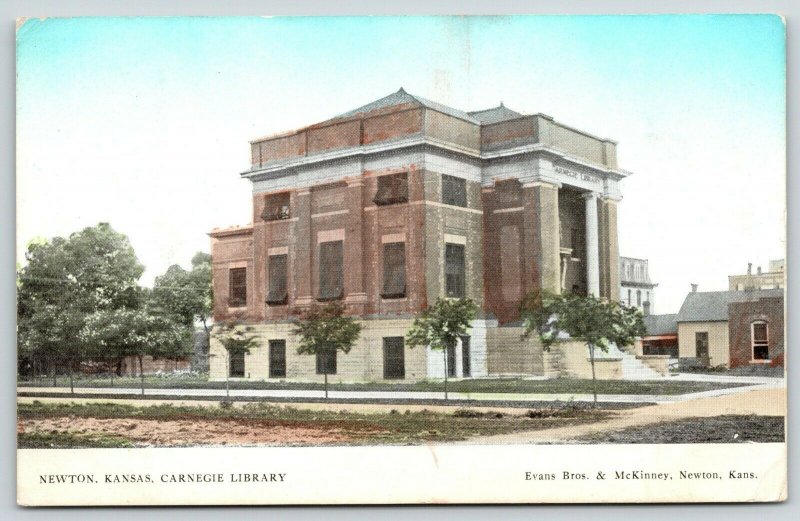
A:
<box><xmin>627</xmin><ymin>289</ymin><xmax>632</xmax><ymax>306</ymax></box>
<box><xmin>636</xmin><ymin>290</ymin><xmax>642</xmax><ymax>306</ymax></box>
<box><xmin>751</xmin><ymin>321</ymin><xmax>769</xmax><ymax>361</ymax></box>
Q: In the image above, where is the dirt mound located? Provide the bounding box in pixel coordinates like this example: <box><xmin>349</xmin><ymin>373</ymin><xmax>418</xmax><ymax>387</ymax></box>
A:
<box><xmin>19</xmin><ymin>416</ymin><xmax>387</xmax><ymax>446</ymax></box>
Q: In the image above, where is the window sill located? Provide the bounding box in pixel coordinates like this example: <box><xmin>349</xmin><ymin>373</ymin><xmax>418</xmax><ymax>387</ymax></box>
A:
<box><xmin>373</xmin><ymin>199</ymin><xmax>409</xmax><ymax>207</ymax></box>
<box><xmin>316</xmin><ymin>295</ymin><xmax>344</xmax><ymax>303</ymax></box>
<box><xmin>749</xmin><ymin>359</ymin><xmax>772</xmax><ymax>364</ymax></box>
<box><xmin>380</xmin><ymin>294</ymin><xmax>407</xmax><ymax>300</ymax></box>
<box><xmin>441</xmin><ymin>202</ymin><xmax>468</xmax><ymax>209</ymax></box>
<box><xmin>227</xmin><ymin>305</ymin><xmax>247</xmax><ymax>311</ymax></box>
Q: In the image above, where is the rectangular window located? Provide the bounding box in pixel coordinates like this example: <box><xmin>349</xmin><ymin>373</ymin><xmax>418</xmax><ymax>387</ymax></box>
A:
<box><xmin>381</xmin><ymin>242</ymin><xmax>406</xmax><ymax>298</ymax></box>
<box><xmin>262</xmin><ymin>192</ymin><xmax>291</xmax><ymax>221</ymax></box>
<box><xmin>316</xmin><ymin>347</ymin><xmax>337</xmax><ymax>375</ymax></box>
<box><xmin>318</xmin><ymin>240</ymin><xmax>344</xmax><ymax>301</ymax></box>
<box><xmin>442</xmin><ymin>174</ymin><xmax>467</xmax><ymax>207</ymax></box>
<box><xmin>373</xmin><ymin>173</ymin><xmax>408</xmax><ymax>206</ymax></box>
<box><xmin>446</xmin><ymin>343</ymin><xmax>457</xmax><ymax>377</ymax></box>
<box><xmin>269</xmin><ymin>340</ymin><xmax>287</xmax><ymax>378</ymax></box>
<box><xmin>461</xmin><ymin>336</ymin><xmax>471</xmax><ymax>377</ymax></box>
<box><xmin>228</xmin><ymin>267</ymin><xmax>247</xmax><ymax>307</ymax></box>
<box><xmin>267</xmin><ymin>254</ymin><xmax>288</xmax><ymax>305</ymax></box>
<box><xmin>752</xmin><ymin>322</ymin><xmax>769</xmax><ymax>360</ymax></box>
<box><xmin>445</xmin><ymin>243</ymin><xmax>466</xmax><ymax>298</ymax></box>
<box><xmin>383</xmin><ymin>337</ymin><xmax>405</xmax><ymax>380</ymax></box>
<box><xmin>695</xmin><ymin>332</ymin><xmax>709</xmax><ymax>360</ymax></box>
<box><xmin>229</xmin><ymin>350</ymin><xmax>245</xmax><ymax>378</ymax></box>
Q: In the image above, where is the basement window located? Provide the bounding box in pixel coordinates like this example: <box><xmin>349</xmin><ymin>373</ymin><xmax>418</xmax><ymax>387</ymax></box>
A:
<box><xmin>316</xmin><ymin>347</ymin><xmax>337</xmax><ymax>375</ymax></box>
<box><xmin>383</xmin><ymin>337</ymin><xmax>405</xmax><ymax>380</ymax></box>
<box><xmin>373</xmin><ymin>173</ymin><xmax>408</xmax><ymax>206</ymax></box>
<box><xmin>262</xmin><ymin>192</ymin><xmax>291</xmax><ymax>221</ymax></box>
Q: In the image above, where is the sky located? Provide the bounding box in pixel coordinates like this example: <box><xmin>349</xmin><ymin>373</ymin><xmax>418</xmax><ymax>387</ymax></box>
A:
<box><xmin>16</xmin><ymin>15</ymin><xmax>785</xmax><ymax>314</ymax></box>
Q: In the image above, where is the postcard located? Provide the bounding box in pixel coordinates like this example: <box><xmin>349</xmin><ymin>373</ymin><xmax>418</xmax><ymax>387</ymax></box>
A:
<box><xmin>15</xmin><ymin>15</ymin><xmax>787</xmax><ymax>505</ymax></box>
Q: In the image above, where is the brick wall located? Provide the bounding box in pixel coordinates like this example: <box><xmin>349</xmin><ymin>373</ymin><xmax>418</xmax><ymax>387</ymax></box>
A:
<box><xmin>728</xmin><ymin>296</ymin><xmax>784</xmax><ymax>368</ymax></box>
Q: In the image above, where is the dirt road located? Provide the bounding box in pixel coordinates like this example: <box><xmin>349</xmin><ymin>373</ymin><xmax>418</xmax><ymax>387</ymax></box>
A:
<box><xmin>458</xmin><ymin>387</ymin><xmax>786</xmax><ymax>444</ymax></box>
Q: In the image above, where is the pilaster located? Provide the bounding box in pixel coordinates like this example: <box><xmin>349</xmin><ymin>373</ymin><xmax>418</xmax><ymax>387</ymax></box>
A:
<box><xmin>344</xmin><ymin>178</ymin><xmax>368</xmax><ymax>307</ymax></box>
<box><xmin>598</xmin><ymin>197</ymin><xmax>620</xmax><ymax>301</ymax></box>
<box><xmin>525</xmin><ymin>181</ymin><xmax>561</xmax><ymax>295</ymax></box>
<box><xmin>293</xmin><ymin>189</ymin><xmax>313</xmax><ymax>305</ymax></box>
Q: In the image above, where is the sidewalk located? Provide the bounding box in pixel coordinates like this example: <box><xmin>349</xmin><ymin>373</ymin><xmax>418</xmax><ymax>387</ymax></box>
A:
<box><xmin>17</xmin><ymin>377</ymin><xmax>784</xmax><ymax>406</ymax></box>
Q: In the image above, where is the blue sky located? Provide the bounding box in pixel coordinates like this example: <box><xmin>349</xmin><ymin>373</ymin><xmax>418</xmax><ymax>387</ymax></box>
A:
<box><xmin>16</xmin><ymin>15</ymin><xmax>785</xmax><ymax>313</ymax></box>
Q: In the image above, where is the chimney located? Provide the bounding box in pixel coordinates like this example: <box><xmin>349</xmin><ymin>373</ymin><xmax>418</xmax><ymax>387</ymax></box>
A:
<box><xmin>690</xmin><ymin>283</ymin><xmax>698</xmax><ymax>293</ymax></box>
<box><xmin>747</xmin><ymin>262</ymin><xmax>752</xmax><ymax>275</ymax></box>
<box><xmin>757</xmin><ymin>266</ymin><xmax>762</xmax><ymax>275</ymax></box>
<box><xmin>643</xmin><ymin>301</ymin><xmax>651</xmax><ymax>316</ymax></box>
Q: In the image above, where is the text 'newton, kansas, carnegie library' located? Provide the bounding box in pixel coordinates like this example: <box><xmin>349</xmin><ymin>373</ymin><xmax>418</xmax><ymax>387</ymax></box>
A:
<box><xmin>39</xmin><ymin>473</ymin><xmax>288</xmax><ymax>484</ymax></box>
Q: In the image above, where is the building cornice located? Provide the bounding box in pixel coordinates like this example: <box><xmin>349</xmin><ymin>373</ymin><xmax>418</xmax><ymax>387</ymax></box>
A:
<box><xmin>241</xmin><ymin>136</ymin><xmax>633</xmax><ymax>183</ymax></box>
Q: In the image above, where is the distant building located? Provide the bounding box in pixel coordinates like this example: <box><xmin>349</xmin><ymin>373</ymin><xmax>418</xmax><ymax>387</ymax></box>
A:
<box><xmin>641</xmin><ymin>287</ymin><xmax>784</xmax><ymax>368</ymax></box>
<box><xmin>641</xmin><ymin>313</ymin><xmax>678</xmax><ymax>357</ymax></box>
<box><xmin>729</xmin><ymin>259</ymin><xmax>784</xmax><ymax>291</ymax></box>
<box><xmin>675</xmin><ymin>287</ymin><xmax>784</xmax><ymax>368</ymax></box>
<box><xmin>620</xmin><ymin>256</ymin><xmax>657</xmax><ymax>313</ymax></box>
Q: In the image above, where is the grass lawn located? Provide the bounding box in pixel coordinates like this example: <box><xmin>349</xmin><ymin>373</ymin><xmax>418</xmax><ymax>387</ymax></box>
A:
<box><xmin>18</xmin><ymin>401</ymin><xmax>610</xmax><ymax>447</ymax></box>
<box><xmin>18</xmin><ymin>376</ymin><xmax>750</xmax><ymax>395</ymax></box>
<box><xmin>576</xmin><ymin>415</ymin><xmax>785</xmax><ymax>444</ymax></box>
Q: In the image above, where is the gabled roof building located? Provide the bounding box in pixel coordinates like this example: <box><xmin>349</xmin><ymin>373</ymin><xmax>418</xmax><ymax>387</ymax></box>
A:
<box><xmin>209</xmin><ymin>89</ymin><xmax>632</xmax><ymax>382</ymax></box>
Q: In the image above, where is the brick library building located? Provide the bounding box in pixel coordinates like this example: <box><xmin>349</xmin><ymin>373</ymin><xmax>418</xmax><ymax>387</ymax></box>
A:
<box><xmin>209</xmin><ymin>89</ymin><xmax>630</xmax><ymax>382</ymax></box>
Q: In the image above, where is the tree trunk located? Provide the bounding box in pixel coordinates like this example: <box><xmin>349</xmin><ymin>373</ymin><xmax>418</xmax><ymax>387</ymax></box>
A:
<box><xmin>139</xmin><ymin>356</ymin><xmax>145</xmax><ymax>396</ymax></box>
<box><xmin>588</xmin><ymin>342</ymin><xmax>597</xmax><ymax>407</ymax></box>
<box><xmin>52</xmin><ymin>358</ymin><xmax>57</xmax><ymax>387</ymax></box>
<box><xmin>110</xmin><ymin>361</ymin><xmax>114</xmax><ymax>387</ymax></box>
<box><xmin>443</xmin><ymin>348</ymin><xmax>449</xmax><ymax>401</ymax></box>
<box><xmin>225</xmin><ymin>351</ymin><xmax>230</xmax><ymax>400</ymax></box>
<box><xmin>324</xmin><ymin>372</ymin><xmax>329</xmax><ymax>400</ymax></box>
<box><xmin>69</xmin><ymin>361</ymin><xmax>74</xmax><ymax>395</ymax></box>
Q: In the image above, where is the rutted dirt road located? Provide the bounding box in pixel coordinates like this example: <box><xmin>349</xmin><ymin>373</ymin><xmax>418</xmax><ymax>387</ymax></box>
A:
<box><xmin>458</xmin><ymin>387</ymin><xmax>785</xmax><ymax>444</ymax></box>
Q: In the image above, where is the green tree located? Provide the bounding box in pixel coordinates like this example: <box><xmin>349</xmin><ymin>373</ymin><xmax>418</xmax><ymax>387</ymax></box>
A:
<box><xmin>151</xmin><ymin>252</ymin><xmax>213</xmax><ymax>370</ymax></box>
<box><xmin>520</xmin><ymin>291</ymin><xmax>646</xmax><ymax>406</ymax></box>
<box><xmin>292</xmin><ymin>302</ymin><xmax>362</xmax><ymax>399</ymax></box>
<box><xmin>81</xmin><ymin>306</ymin><xmax>189</xmax><ymax>395</ymax></box>
<box><xmin>17</xmin><ymin>223</ymin><xmax>145</xmax><ymax>386</ymax></box>
<box><xmin>406</xmin><ymin>297</ymin><xmax>478</xmax><ymax>400</ymax></box>
<box><xmin>213</xmin><ymin>318</ymin><xmax>260</xmax><ymax>400</ymax></box>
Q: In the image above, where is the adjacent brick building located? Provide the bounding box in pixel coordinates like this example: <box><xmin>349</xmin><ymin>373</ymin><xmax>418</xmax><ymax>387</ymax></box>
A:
<box><xmin>209</xmin><ymin>89</ymin><xmax>631</xmax><ymax>382</ymax></box>
<box><xmin>671</xmin><ymin>288</ymin><xmax>784</xmax><ymax>368</ymax></box>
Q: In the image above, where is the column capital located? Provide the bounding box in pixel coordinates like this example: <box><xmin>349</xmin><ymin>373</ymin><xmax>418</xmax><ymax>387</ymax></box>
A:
<box><xmin>581</xmin><ymin>190</ymin><xmax>600</xmax><ymax>201</ymax></box>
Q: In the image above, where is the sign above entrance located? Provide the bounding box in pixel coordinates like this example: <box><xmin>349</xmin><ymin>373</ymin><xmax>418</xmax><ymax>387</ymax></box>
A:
<box><xmin>554</xmin><ymin>164</ymin><xmax>601</xmax><ymax>184</ymax></box>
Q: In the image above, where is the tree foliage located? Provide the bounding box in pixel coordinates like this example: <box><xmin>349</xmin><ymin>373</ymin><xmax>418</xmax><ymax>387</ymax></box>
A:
<box><xmin>17</xmin><ymin>223</ymin><xmax>145</xmax><ymax>371</ymax></box>
<box><xmin>405</xmin><ymin>297</ymin><xmax>478</xmax><ymax>352</ymax></box>
<box><xmin>292</xmin><ymin>302</ymin><xmax>362</xmax><ymax>357</ymax></box>
<box><xmin>520</xmin><ymin>290</ymin><xmax>646</xmax><ymax>405</ymax></box>
<box><xmin>213</xmin><ymin>317</ymin><xmax>260</xmax><ymax>360</ymax></box>
<box><xmin>520</xmin><ymin>291</ymin><xmax>645</xmax><ymax>352</ymax></box>
<box><xmin>151</xmin><ymin>252</ymin><xmax>212</xmax><ymax>331</ymax></box>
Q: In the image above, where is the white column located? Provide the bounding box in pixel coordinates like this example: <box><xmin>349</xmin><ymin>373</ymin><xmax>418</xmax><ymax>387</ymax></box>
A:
<box><xmin>583</xmin><ymin>192</ymin><xmax>600</xmax><ymax>296</ymax></box>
